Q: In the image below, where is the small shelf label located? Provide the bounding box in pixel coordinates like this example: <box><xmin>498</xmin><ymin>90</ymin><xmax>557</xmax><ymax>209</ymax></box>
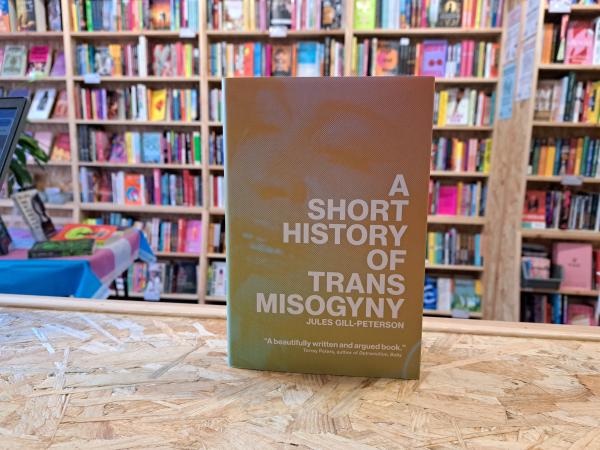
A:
<box><xmin>179</xmin><ymin>28</ymin><xmax>195</xmax><ymax>38</ymax></box>
<box><xmin>83</xmin><ymin>73</ymin><xmax>101</xmax><ymax>84</ymax></box>
<box><xmin>548</xmin><ymin>0</ymin><xmax>571</xmax><ymax>13</ymax></box>
<box><xmin>561</xmin><ymin>175</ymin><xmax>583</xmax><ymax>186</ymax></box>
<box><xmin>451</xmin><ymin>309</ymin><xmax>471</xmax><ymax>319</ymax></box>
<box><xmin>269</xmin><ymin>26</ymin><xmax>288</xmax><ymax>38</ymax></box>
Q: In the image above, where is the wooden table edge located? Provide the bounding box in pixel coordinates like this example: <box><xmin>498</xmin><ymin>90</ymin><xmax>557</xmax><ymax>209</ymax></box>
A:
<box><xmin>1</xmin><ymin>293</ymin><xmax>599</xmax><ymax>342</ymax></box>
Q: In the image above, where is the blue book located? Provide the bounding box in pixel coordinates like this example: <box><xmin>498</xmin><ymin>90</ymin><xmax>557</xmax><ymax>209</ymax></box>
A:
<box><xmin>423</xmin><ymin>276</ymin><xmax>438</xmax><ymax>310</ymax></box>
<box><xmin>254</xmin><ymin>43</ymin><xmax>262</xmax><ymax>77</ymax></box>
<box><xmin>142</xmin><ymin>132</ymin><xmax>162</xmax><ymax>163</ymax></box>
<box><xmin>297</xmin><ymin>42</ymin><xmax>320</xmax><ymax>77</ymax></box>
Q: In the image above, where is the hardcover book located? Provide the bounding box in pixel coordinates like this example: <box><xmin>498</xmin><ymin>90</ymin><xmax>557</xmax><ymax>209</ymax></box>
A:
<box><xmin>1</xmin><ymin>45</ymin><xmax>27</xmax><ymax>76</ymax></box>
<box><xmin>553</xmin><ymin>242</ymin><xmax>593</xmax><ymax>290</ymax></box>
<box><xmin>29</xmin><ymin>239</ymin><xmax>95</xmax><ymax>259</ymax></box>
<box><xmin>225</xmin><ymin>77</ymin><xmax>434</xmax><ymax>379</ymax></box>
<box><xmin>354</xmin><ymin>0</ymin><xmax>376</xmax><ymax>30</ymax></box>
<box><xmin>270</xmin><ymin>0</ymin><xmax>292</xmax><ymax>28</ymax></box>
<box><xmin>26</xmin><ymin>45</ymin><xmax>51</xmax><ymax>76</ymax></box>
<box><xmin>51</xmin><ymin>224</ymin><xmax>117</xmax><ymax>243</ymax></box>
<box><xmin>565</xmin><ymin>20</ymin><xmax>594</xmax><ymax>65</ymax></box>
<box><xmin>375</xmin><ymin>40</ymin><xmax>399</xmax><ymax>76</ymax></box>
<box><xmin>27</xmin><ymin>88</ymin><xmax>57</xmax><ymax>120</ymax></box>
<box><xmin>16</xmin><ymin>0</ymin><xmax>35</xmax><ymax>31</ymax></box>
<box><xmin>50</xmin><ymin>133</ymin><xmax>70</xmax><ymax>161</ymax></box>
<box><xmin>438</xmin><ymin>0</ymin><xmax>462</xmax><ymax>27</ymax></box>
<box><xmin>421</xmin><ymin>40</ymin><xmax>448</xmax><ymax>78</ymax></box>
<box><xmin>223</xmin><ymin>0</ymin><xmax>244</xmax><ymax>30</ymax></box>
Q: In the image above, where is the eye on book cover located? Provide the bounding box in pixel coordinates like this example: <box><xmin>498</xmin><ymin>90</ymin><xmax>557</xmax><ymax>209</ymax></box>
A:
<box><xmin>225</xmin><ymin>77</ymin><xmax>434</xmax><ymax>379</ymax></box>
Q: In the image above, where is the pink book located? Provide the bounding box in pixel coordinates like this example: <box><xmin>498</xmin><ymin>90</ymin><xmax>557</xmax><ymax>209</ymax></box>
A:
<box><xmin>184</xmin><ymin>220</ymin><xmax>202</xmax><ymax>253</ymax></box>
<box><xmin>553</xmin><ymin>242</ymin><xmax>593</xmax><ymax>290</ymax></box>
<box><xmin>565</xmin><ymin>21</ymin><xmax>594</xmax><ymax>65</ymax></box>
<box><xmin>437</xmin><ymin>185</ymin><xmax>458</xmax><ymax>215</ymax></box>
<box><xmin>566</xmin><ymin>303</ymin><xmax>596</xmax><ymax>325</ymax></box>
<box><xmin>153</xmin><ymin>169</ymin><xmax>161</xmax><ymax>205</ymax></box>
<box><xmin>265</xmin><ymin>44</ymin><xmax>272</xmax><ymax>76</ymax></box>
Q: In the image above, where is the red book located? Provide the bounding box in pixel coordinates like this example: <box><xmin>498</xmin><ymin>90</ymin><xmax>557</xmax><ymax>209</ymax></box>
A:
<box><xmin>566</xmin><ymin>303</ymin><xmax>596</xmax><ymax>325</ymax></box>
<box><xmin>124</xmin><ymin>174</ymin><xmax>143</xmax><ymax>205</ymax></box>
<box><xmin>553</xmin><ymin>242</ymin><xmax>593</xmax><ymax>290</ymax></box>
<box><xmin>522</xmin><ymin>190</ymin><xmax>546</xmax><ymax>228</ymax></box>
<box><xmin>565</xmin><ymin>20</ymin><xmax>594</xmax><ymax>65</ymax></box>
<box><xmin>244</xmin><ymin>43</ymin><xmax>254</xmax><ymax>77</ymax></box>
<box><xmin>595</xmin><ymin>249</ymin><xmax>600</xmax><ymax>289</ymax></box>
<box><xmin>177</xmin><ymin>218</ymin><xmax>186</xmax><ymax>252</ymax></box>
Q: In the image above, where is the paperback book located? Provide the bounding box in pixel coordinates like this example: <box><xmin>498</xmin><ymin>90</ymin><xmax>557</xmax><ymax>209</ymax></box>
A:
<box><xmin>225</xmin><ymin>77</ymin><xmax>434</xmax><ymax>379</ymax></box>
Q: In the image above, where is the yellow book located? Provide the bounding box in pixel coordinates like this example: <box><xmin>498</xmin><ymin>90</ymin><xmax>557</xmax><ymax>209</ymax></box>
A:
<box><xmin>574</xmin><ymin>138</ymin><xmax>584</xmax><ymax>175</ymax></box>
<box><xmin>455</xmin><ymin>139</ymin><xmax>464</xmax><ymax>171</ymax></box>
<box><xmin>483</xmin><ymin>139</ymin><xmax>491</xmax><ymax>173</ymax></box>
<box><xmin>250</xmin><ymin>0</ymin><xmax>255</xmax><ymax>30</ymax></box>
<box><xmin>475</xmin><ymin>0</ymin><xmax>483</xmax><ymax>28</ymax></box>
<box><xmin>593</xmin><ymin>82</ymin><xmax>600</xmax><ymax>123</ymax></box>
<box><xmin>108</xmin><ymin>45</ymin><xmax>122</xmax><ymax>76</ymax></box>
<box><xmin>149</xmin><ymin>89</ymin><xmax>167</xmax><ymax>121</ymax></box>
<box><xmin>352</xmin><ymin>37</ymin><xmax>358</xmax><ymax>75</ymax></box>
<box><xmin>546</xmin><ymin>144</ymin><xmax>556</xmax><ymax>176</ymax></box>
<box><xmin>538</xmin><ymin>145</ymin><xmax>547</xmax><ymax>176</ymax></box>
<box><xmin>456</xmin><ymin>181</ymin><xmax>463</xmax><ymax>215</ymax></box>
<box><xmin>125</xmin><ymin>132</ymin><xmax>134</xmax><ymax>163</ymax></box>
<box><xmin>185</xmin><ymin>44</ymin><xmax>192</xmax><ymax>77</ymax></box>
<box><xmin>437</xmin><ymin>91</ymin><xmax>448</xmax><ymax>126</ymax></box>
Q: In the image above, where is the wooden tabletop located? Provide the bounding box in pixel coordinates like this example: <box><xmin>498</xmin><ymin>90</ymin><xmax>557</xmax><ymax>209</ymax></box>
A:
<box><xmin>1</xmin><ymin>294</ymin><xmax>600</xmax><ymax>449</ymax></box>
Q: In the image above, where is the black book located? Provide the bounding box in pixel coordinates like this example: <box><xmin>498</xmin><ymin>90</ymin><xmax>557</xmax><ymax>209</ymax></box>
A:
<box><xmin>438</xmin><ymin>0</ymin><xmax>462</xmax><ymax>28</ymax></box>
<box><xmin>0</xmin><ymin>217</ymin><xmax>12</xmax><ymax>255</ymax></box>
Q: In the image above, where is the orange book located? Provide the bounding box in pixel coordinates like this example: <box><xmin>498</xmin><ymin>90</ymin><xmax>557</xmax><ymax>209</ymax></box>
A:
<box><xmin>574</xmin><ymin>137</ymin><xmax>584</xmax><ymax>175</ymax></box>
<box><xmin>124</xmin><ymin>174</ymin><xmax>144</xmax><ymax>205</ymax></box>
<box><xmin>538</xmin><ymin>145</ymin><xmax>547</xmax><ymax>175</ymax></box>
<box><xmin>456</xmin><ymin>181</ymin><xmax>463</xmax><ymax>215</ymax></box>
<box><xmin>52</xmin><ymin>224</ymin><xmax>118</xmax><ymax>243</ymax></box>
<box><xmin>542</xmin><ymin>24</ymin><xmax>554</xmax><ymax>64</ymax></box>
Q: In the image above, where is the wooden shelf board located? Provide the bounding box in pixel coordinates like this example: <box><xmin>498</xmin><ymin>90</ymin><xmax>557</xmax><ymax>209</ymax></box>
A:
<box><xmin>0</xmin><ymin>31</ymin><xmax>63</xmax><ymax>38</ymax></box>
<box><xmin>127</xmin><ymin>292</ymin><xmax>199</xmax><ymax>301</ymax></box>
<box><xmin>205</xmin><ymin>295</ymin><xmax>226</xmax><ymax>302</ymax></box>
<box><xmin>75</xmin><ymin>119</ymin><xmax>201</xmax><ymax>127</ymax></box>
<box><xmin>155</xmin><ymin>251</ymin><xmax>201</xmax><ymax>259</ymax></box>
<box><xmin>427</xmin><ymin>215</ymin><xmax>485</xmax><ymax>225</ymax></box>
<box><xmin>521</xmin><ymin>228</ymin><xmax>600</xmax><ymax>242</ymax></box>
<box><xmin>545</xmin><ymin>5</ymin><xmax>600</xmax><ymax>14</ymax></box>
<box><xmin>425</xmin><ymin>263</ymin><xmax>483</xmax><ymax>272</ymax></box>
<box><xmin>0</xmin><ymin>76</ymin><xmax>66</xmax><ymax>82</ymax></box>
<box><xmin>0</xmin><ymin>199</ymin><xmax>74</xmax><ymax>210</ymax></box>
<box><xmin>424</xmin><ymin>309</ymin><xmax>483</xmax><ymax>318</ymax></box>
<box><xmin>539</xmin><ymin>63</ymin><xmax>600</xmax><ymax>72</ymax></box>
<box><xmin>526</xmin><ymin>175</ymin><xmax>600</xmax><ymax>184</ymax></box>
<box><xmin>430</xmin><ymin>170</ymin><xmax>488</xmax><ymax>178</ymax></box>
<box><xmin>434</xmin><ymin>77</ymin><xmax>498</xmax><ymax>84</ymax></box>
<box><xmin>208</xmin><ymin>165</ymin><xmax>225</xmax><ymax>171</ymax></box>
<box><xmin>208</xmin><ymin>122</ymin><xmax>223</xmax><ymax>127</ymax></box>
<box><xmin>353</xmin><ymin>27</ymin><xmax>502</xmax><ymax>37</ymax></box>
<box><xmin>532</xmin><ymin>121</ymin><xmax>600</xmax><ymax>129</ymax></box>
<box><xmin>73</xmin><ymin>76</ymin><xmax>201</xmax><ymax>83</ymax></box>
<box><xmin>206</xmin><ymin>29</ymin><xmax>345</xmax><ymax>38</ymax></box>
<box><xmin>207</xmin><ymin>252</ymin><xmax>226</xmax><ymax>258</ymax></box>
<box><xmin>29</xmin><ymin>160</ymin><xmax>72</xmax><ymax>167</ymax></box>
<box><xmin>521</xmin><ymin>287</ymin><xmax>600</xmax><ymax>297</ymax></box>
<box><xmin>79</xmin><ymin>161</ymin><xmax>202</xmax><ymax>170</ymax></box>
<box><xmin>80</xmin><ymin>203</ymin><xmax>204</xmax><ymax>215</ymax></box>
<box><xmin>71</xmin><ymin>30</ymin><xmax>197</xmax><ymax>38</ymax></box>
<box><xmin>433</xmin><ymin>125</ymin><xmax>493</xmax><ymax>131</ymax></box>
<box><xmin>27</xmin><ymin>118</ymin><xmax>69</xmax><ymax>125</ymax></box>
<box><xmin>210</xmin><ymin>208</ymin><xmax>226</xmax><ymax>215</ymax></box>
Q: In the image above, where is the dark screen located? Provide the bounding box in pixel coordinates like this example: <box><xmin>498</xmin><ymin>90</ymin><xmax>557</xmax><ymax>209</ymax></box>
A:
<box><xmin>0</xmin><ymin>108</ymin><xmax>18</xmax><ymax>156</ymax></box>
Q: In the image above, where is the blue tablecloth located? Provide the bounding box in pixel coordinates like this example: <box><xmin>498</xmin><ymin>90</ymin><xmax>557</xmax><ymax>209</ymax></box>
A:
<box><xmin>0</xmin><ymin>228</ymin><xmax>154</xmax><ymax>298</ymax></box>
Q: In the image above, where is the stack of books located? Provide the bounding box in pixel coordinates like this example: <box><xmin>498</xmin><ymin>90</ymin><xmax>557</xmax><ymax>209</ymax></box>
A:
<box><xmin>528</xmin><ymin>137</ymin><xmax>600</xmax><ymax>178</ymax></box>
<box><xmin>210</xmin><ymin>174</ymin><xmax>225</xmax><ymax>209</ymax></box>
<box><xmin>208</xmin><ymin>218</ymin><xmax>226</xmax><ymax>254</ymax></box>
<box><xmin>128</xmin><ymin>261</ymin><xmax>198</xmax><ymax>295</ymax></box>
<box><xmin>426</xmin><ymin>228</ymin><xmax>483</xmax><ymax>266</ymax></box>
<box><xmin>431</xmin><ymin>137</ymin><xmax>492</xmax><ymax>173</ymax></box>
<box><xmin>0</xmin><ymin>0</ymin><xmax>62</xmax><ymax>31</ymax></box>
<box><xmin>434</xmin><ymin>88</ymin><xmax>495</xmax><ymax>126</ymax></box>
<box><xmin>535</xmin><ymin>74</ymin><xmax>600</xmax><ymax>124</ymax></box>
<box><xmin>522</xmin><ymin>189</ymin><xmax>600</xmax><ymax>231</ymax></box>
<box><xmin>429</xmin><ymin>181</ymin><xmax>486</xmax><ymax>216</ymax></box>
<box><xmin>541</xmin><ymin>17</ymin><xmax>600</xmax><ymax>65</ymax></box>
<box><xmin>1</xmin><ymin>45</ymin><xmax>65</xmax><ymax>77</ymax></box>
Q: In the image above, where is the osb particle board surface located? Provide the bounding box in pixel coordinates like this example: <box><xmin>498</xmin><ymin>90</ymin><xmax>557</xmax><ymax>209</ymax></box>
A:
<box><xmin>1</xmin><ymin>306</ymin><xmax>600</xmax><ymax>449</ymax></box>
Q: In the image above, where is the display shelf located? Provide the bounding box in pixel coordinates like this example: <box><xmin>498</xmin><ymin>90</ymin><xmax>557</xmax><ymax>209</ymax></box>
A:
<box><xmin>80</xmin><ymin>203</ymin><xmax>205</xmax><ymax>215</ymax></box>
<box><xmin>208</xmin><ymin>122</ymin><xmax>223</xmax><ymax>127</ymax></box>
<box><xmin>427</xmin><ymin>215</ymin><xmax>485</xmax><ymax>225</ymax></box>
<box><xmin>70</xmin><ymin>30</ymin><xmax>198</xmax><ymax>39</ymax></box>
<box><xmin>352</xmin><ymin>27</ymin><xmax>502</xmax><ymax>37</ymax></box>
<box><xmin>74</xmin><ymin>119</ymin><xmax>201</xmax><ymax>127</ymax></box>
<box><xmin>0</xmin><ymin>199</ymin><xmax>74</xmax><ymax>210</ymax></box>
<box><xmin>73</xmin><ymin>76</ymin><xmax>201</xmax><ymax>83</ymax></box>
<box><xmin>205</xmin><ymin>29</ymin><xmax>345</xmax><ymax>38</ymax></box>
<box><xmin>545</xmin><ymin>4</ymin><xmax>600</xmax><ymax>15</ymax></box>
<box><xmin>425</xmin><ymin>263</ymin><xmax>484</xmax><ymax>272</ymax></box>
<box><xmin>29</xmin><ymin>160</ymin><xmax>72</xmax><ymax>167</ymax></box>
<box><xmin>526</xmin><ymin>175</ymin><xmax>600</xmax><ymax>184</ymax></box>
<box><xmin>434</xmin><ymin>77</ymin><xmax>498</xmax><ymax>85</ymax></box>
<box><xmin>79</xmin><ymin>162</ymin><xmax>203</xmax><ymax>170</ymax></box>
<box><xmin>521</xmin><ymin>287</ymin><xmax>600</xmax><ymax>297</ymax></box>
<box><xmin>521</xmin><ymin>228</ymin><xmax>600</xmax><ymax>242</ymax></box>
<box><xmin>155</xmin><ymin>251</ymin><xmax>201</xmax><ymax>259</ymax></box>
<box><xmin>430</xmin><ymin>170</ymin><xmax>488</xmax><ymax>179</ymax></box>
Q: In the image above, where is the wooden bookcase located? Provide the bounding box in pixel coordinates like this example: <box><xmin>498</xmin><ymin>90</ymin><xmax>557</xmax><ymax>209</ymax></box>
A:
<box><xmin>0</xmin><ymin>0</ymin><xmax>508</xmax><ymax>316</ymax></box>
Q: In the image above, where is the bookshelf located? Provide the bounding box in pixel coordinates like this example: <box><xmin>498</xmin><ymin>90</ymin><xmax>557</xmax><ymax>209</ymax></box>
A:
<box><xmin>0</xmin><ymin>0</ymin><xmax>507</xmax><ymax>318</ymax></box>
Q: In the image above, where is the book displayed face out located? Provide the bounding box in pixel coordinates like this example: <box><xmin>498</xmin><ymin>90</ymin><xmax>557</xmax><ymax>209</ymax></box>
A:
<box><xmin>225</xmin><ymin>77</ymin><xmax>434</xmax><ymax>379</ymax></box>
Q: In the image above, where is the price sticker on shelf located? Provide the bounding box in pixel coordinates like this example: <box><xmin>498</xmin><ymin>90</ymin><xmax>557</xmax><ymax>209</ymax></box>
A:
<box><xmin>83</xmin><ymin>73</ymin><xmax>101</xmax><ymax>84</ymax></box>
<box><xmin>179</xmin><ymin>27</ymin><xmax>195</xmax><ymax>38</ymax></box>
<box><xmin>548</xmin><ymin>0</ymin><xmax>571</xmax><ymax>13</ymax></box>
<box><xmin>561</xmin><ymin>175</ymin><xmax>583</xmax><ymax>186</ymax></box>
<box><xmin>451</xmin><ymin>309</ymin><xmax>471</xmax><ymax>319</ymax></box>
<box><xmin>269</xmin><ymin>26</ymin><xmax>288</xmax><ymax>38</ymax></box>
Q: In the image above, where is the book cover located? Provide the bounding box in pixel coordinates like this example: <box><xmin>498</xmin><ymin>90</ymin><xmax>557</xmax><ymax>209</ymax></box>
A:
<box><xmin>2</xmin><ymin>45</ymin><xmax>27</xmax><ymax>76</ymax></box>
<box><xmin>16</xmin><ymin>0</ymin><xmax>35</xmax><ymax>31</ymax></box>
<box><xmin>94</xmin><ymin>46</ymin><xmax>114</xmax><ymax>75</ymax></box>
<box><xmin>451</xmin><ymin>278</ymin><xmax>481</xmax><ymax>312</ymax></box>
<box><xmin>223</xmin><ymin>0</ymin><xmax>243</xmax><ymax>30</ymax></box>
<box><xmin>51</xmin><ymin>90</ymin><xmax>68</xmax><ymax>118</ymax></box>
<box><xmin>534</xmin><ymin>80</ymin><xmax>555</xmax><ymax>121</ymax></box>
<box><xmin>46</xmin><ymin>0</ymin><xmax>62</xmax><ymax>31</ymax></box>
<box><xmin>50</xmin><ymin>51</ymin><xmax>66</xmax><ymax>76</ymax></box>
<box><xmin>11</xmin><ymin>189</ymin><xmax>56</xmax><ymax>242</ymax></box>
<box><xmin>438</xmin><ymin>0</ymin><xmax>462</xmax><ymax>27</ymax></box>
<box><xmin>565</xmin><ymin>20</ymin><xmax>594</xmax><ymax>65</ymax></box>
<box><xmin>0</xmin><ymin>0</ymin><xmax>10</xmax><ymax>31</ymax></box>
<box><xmin>29</xmin><ymin>238</ymin><xmax>95</xmax><ymax>258</ymax></box>
<box><xmin>142</xmin><ymin>132</ymin><xmax>162</xmax><ymax>163</ymax></box>
<box><xmin>375</xmin><ymin>40</ymin><xmax>399</xmax><ymax>76</ymax></box>
<box><xmin>437</xmin><ymin>185</ymin><xmax>458</xmax><ymax>214</ymax></box>
<box><xmin>297</xmin><ymin>42</ymin><xmax>321</xmax><ymax>77</ymax></box>
<box><xmin>174</xmin><ymin>262</ymin><xmax>197</xmax><ymax>294</ymax></box>
<box><xmin>225</xmin><ymin>77</ymin><xmax>434</xmax><ymax>379</ymax></box>
<box><xmin>50</xmin><ymin>133</ymin><xmax>70</xmax><ymax>161</ymax></box>
<box><xmin>271</xmin><ymin>44</ymin><xmax>293</xmax><ymax>76</ymax></box>
<box><xmin>423</xmin><ymin>275</ymin><xmax>438</xmax><ymax>310</ymax></box>
<box><xmin>52</xmin><ymin>224</ymin><xmax>117</xmax><ymax>243</ymax></box>
<box><xmin>553</xmin><ymin>242</ymin><xmax>593</xmax><ymax>290</ymax></box>
<box><xmin>184</xmin><ymin>220</ymin><xmax>202</xmax><ymax>253</ymax></box>
<box><xmin>26</xmin><ymin>45</ymin><xmax>51</xmax><ymax>76</ymax></box>
<box><xmin>27</xmin><ymin>88</ymin><xmax>57</xmax><ymax>120</ymax></box>
<box><xmin>150</xmin><ymin>0</ymin><xmax>171</xmax><ymax>30</ymax></box>
<box><xmin>566</xmin><ymin>303</ymin><xmax>595</xmax><ymax>325</ymax></box>
<box><xmin>522</xmin><ymin>190</ymin><xmax>547</xmax><ymax>228</ymax></box>
<box><xmin>421</xmin><ymin>40</ymin><xmax>447</xmax><ymax>78</ymax></box>
<box><xmin>124</xmin><ymin>174</ymin><xmax>144</xmax><ymax>205</ymax></box>
<box><xmin>270</xmin><ymin>0</ymin><xmax>292</xmax><ymax>28</ymax></box>
<box><xmin>33</xmin><ymin>131</ymin><xmax>53</xmax><ymax>158</ymax></box>
<box><xmin>354</xmin><ymin>0</ymin><xmax>376</xmax><ymax>30</ymax></box>
<box><xmin>150</xmin><ymin>89</ymin><xmax>167</xmax><ymax>121</ymax></box>
<box><xmin>445</xmin><ymin>89</ymin><xmax>469</xmax><ymax>125</ymax></box>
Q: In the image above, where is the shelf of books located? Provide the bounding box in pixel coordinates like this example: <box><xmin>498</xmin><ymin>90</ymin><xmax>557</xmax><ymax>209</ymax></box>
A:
<box><xmin>519</xmin><ymin>1</ymin><xmax>600</xmax><ymax>327</ymax></box>
<box><xmin>0</xmin><ymin>0</ymin><xmax>506</xmax><ymax>315</ymax></box>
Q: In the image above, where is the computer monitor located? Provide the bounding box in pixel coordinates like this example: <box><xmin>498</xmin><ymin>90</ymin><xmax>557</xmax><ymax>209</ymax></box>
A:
<box><xmin>0</xmin><ymin>97</ymin><xmax>30</xmax><ymax>189</ymax></box>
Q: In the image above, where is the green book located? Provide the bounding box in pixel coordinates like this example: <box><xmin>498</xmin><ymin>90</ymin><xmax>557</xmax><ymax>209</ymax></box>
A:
<box><xmin>29</xmin><ymin>239</ymin><xmax>95</xmax><ymax>259</ymax></box>
<box><xmin>354</xmin><ymin>0</ymin><xmax>376</xmax><ymax>30</ymax></box>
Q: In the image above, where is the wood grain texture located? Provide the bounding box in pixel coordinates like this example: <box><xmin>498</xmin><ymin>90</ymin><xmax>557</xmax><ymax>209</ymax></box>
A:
<box><xmin>1</xmin><ymin>301</ymin><xmax>600</xmax><ymax>448</ymax></box>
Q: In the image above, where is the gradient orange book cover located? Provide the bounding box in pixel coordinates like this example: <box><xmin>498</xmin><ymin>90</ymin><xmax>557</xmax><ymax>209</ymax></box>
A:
<box><xmin>225</xmin><ymin>77</ymin><xmax>434</xmax><ymax>379</ymax></box>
